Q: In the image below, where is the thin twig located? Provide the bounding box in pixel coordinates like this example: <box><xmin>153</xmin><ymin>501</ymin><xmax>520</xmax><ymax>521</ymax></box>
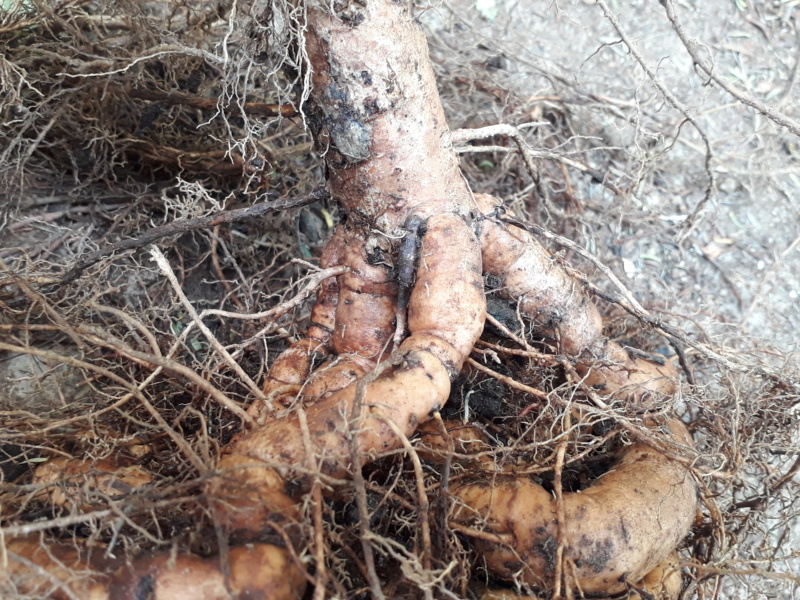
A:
<box><xmin>348</xmin><ymin>360</ymin><xmax>393</xmax><ymax>600</ymax></box>
<box><xmin>0</xmin><ymin>257</ymin><xmax>86</xmax><ymax>350</ymax></box>
<box><xmin>74</xmin><ymin>327</ymin><xmax>254</xmax><ymax>425</ymax></box>
<box><xmin>451</xmin><ymin>124</ymin><xmax>623</xmax><ymax>196</ymax></box>
<box><xmin>729</xmin><ymin>453</ymin><xmax>800</xmax><ymax>512</ymax></box>
<box><xmin>120</xmin><ymin>375</ymin><xmax>208</xmax><ymax>474</ymax></box>
<box><xmin>776</xmin><ymin>23</ymin><xmax>800</xmax><ymax>106</ymax></box>
<box><xmin>90</xmin><ymin>303</ymin><xmax>162</xmax><ymax>357</ymax></box>
<box><xmin>298</xmin><ymin>407</ymin><xmax>329</xmax><ymax>600</ymax></box>
<box><xmin>210</xmin><ymin>228</ymin><xmax>246</xmax><ymax>311</ymax></box>
<box><xmin>379</xmin><ymin>416</ymin><xmax>433</xmax><ymax>575</ymax></box>
<box><xmin>446</xmin><ymin>522</ymin><xmax>514</xmax><ymax>546</ymax></box>
<box><xmin>150</xmin><ymin>247</ymin><xmax>269</xmax><ymax>411</ymax></box>
<box><xmin>467</xmin><ymin>357</ymin><xmax>548</xmax><ymax>400</ymax></box>
<box><xmin>476</xmin><ymin>339</ymin><xmax>559</xmax><ymax>365</ymax></box>
<box><xmin>432</xmin><ymin>412</ymin><xmax>454</xmax><ymax>497</ymax></box>
<box><xmin>594</xmin><ymin>0</ymin><xmax>715</xmax><ymax>236</ymax></box>
<box><xmin>0</xmin><ymin>341</ymin><xmax>208</xmax><ymax>472</ymax></box>
<box><xmin>552</xmin><ymin>410</ymin><xmax>572</xmax><ymax>600</ymax></box>
<box><xmin>741</xmin><ymin>234</ymin><xmax>800</xmax><ymax>326</ymax></box>
<box><xmin>196</xmin><ymin>264</ymin><xmax>348</xmax><ymax>321</ymax></box>
<box><xmin>125</xmin><ymin>85</ymin><xmax>296</xmax><ymax>118</ymax></box>
<box><xmin>5</xmin><ymin>548</ymin><xmax>83</xmax><ymax>600</ymax></box>
<box><xmin>56</xmin><ymin>188</ymin><xmax>329</xmax><ymax>286</ymax></box>
<box><xmin>660</xmin><ymin>0</ymin><xmax>800</xmax><ymax>138</ymax></box>
<box><xmin>484</xmin><ymin>313</ymin><xmax>536</xmax><ymax>352</ymax></box>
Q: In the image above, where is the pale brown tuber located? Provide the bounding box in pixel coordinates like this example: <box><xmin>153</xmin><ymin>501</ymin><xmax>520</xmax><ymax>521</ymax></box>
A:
<box><xmin>451</xmin><ymin>420</ymin><xmax>696</xmax><ymax>595</ymax></box>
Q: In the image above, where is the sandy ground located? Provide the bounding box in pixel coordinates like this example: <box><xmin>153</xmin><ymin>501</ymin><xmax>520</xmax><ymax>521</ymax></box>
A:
<box><xmin>428</xmin><ymin>0</ymin><xmax>799</xmax><ymax>355</ymax></box>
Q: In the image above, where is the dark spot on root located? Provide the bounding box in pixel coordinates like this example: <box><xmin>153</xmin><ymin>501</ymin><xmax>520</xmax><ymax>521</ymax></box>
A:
<box><xmin>619</xmin><ymin>518</ymin><xmax>630</xmax><ymax>544</ymax></box>
<box><xmin>443</xmin><ymin>360</ymin><xmax>459</xmax><ymax>380</ymax></box>
<box><xmin>236</xmin><ymin>587</ymin><xmax>268</xmax><ymax>600</ymax></box>
<box><xmin>363</xmin><ymin>97</ymin><xmax>380</xmax><ymax>116</ymax></box>
<box><xmin>284</xmin><ymin>478</ymin><xmax>302</xmax><ymax>498</ymax></box>
<box><xmin>577</xmin><ymin>535</ymin><xmax>615</xmax><ymax>573</ymax></box>
<box><xmin>502</xmin><ymin>560</ymin><xmax>525</xmax><ymax>574</ymax></box>
<box><xmin>366</xmin><ymin>246</ymin><xmax>384</xmax><ymax>265</ymax></box>
<box><xmin>484</xmin><ymin>273</ymin><xmax>503</xmax><ymax>290</ymax></box>
<box><xmin>340</xmin><ymin>10</ymin><xmax>365</xmax><ymax>26</ymax></box>
<box><xmin>321</xmin><ymin>458</ymin><xmax>339</xmax><ymax>475</ymax></box>
<box><xmin>135</xmin><ymin>574</ymin><xmax>155</xmax><ymax>600</ymax></box>
<box><xmin>532</xmin><ymin>535</ymin><xmax>558</xmax><ymax>573</ymax></box>
<box><xmin>398</xmin><ymin>353</ymin><xmax>423</xmax><ymax>371</ymax></box>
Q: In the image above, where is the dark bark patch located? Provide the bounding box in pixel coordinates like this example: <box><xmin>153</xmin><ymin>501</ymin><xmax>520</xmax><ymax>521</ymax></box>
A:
<box><xmin>364</xmin><ymin>97</ymin><xmax>380</xmax><ymax>116</ymax></box>
<box><xmin>503</xmin><ymin>560</ymin><xmax>525</xmax><ymax>573</ymax></box>
<box><xmin>318</xmin><ymin>81</ymin><xmax>372</xmax><ymax>163</ymax></box>
<box><xmin>531</xmin><ymin>534</ymin><xmax>558</xmax><ymax>573</ymax></box>
<box><xmin>619</xmin><ymin>518</ymin><xmax>630</xmax><ymax>545</ymax></box>
<box><xmin>577</xmin><ymin>535</ymin><xmax>615</xmax><ymax>573</ymax></box>
<box><xmin>135</xmin><ymin>574</ymin><xmax>155</xmax><ymax>600</ymax></box>
<box><xmin>335</xmin><ymin>1</ymin><xmax>365</xmax><ymax>27</ymax></box>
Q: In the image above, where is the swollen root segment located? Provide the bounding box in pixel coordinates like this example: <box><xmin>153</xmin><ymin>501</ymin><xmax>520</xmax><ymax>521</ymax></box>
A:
<box><xmin>475</xmin><ymin>193</ymin><xmax>678</xmax><ymax>406</ymax></box>
<box><xmin>4</xmin><ymin>536</ymin><xmax>305</xmax><ymax>600</ymax></box>
<box><xmin>450</xmin><ymin>420</ymin><xmax>696</xmax><ymax>595</ymax></box>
